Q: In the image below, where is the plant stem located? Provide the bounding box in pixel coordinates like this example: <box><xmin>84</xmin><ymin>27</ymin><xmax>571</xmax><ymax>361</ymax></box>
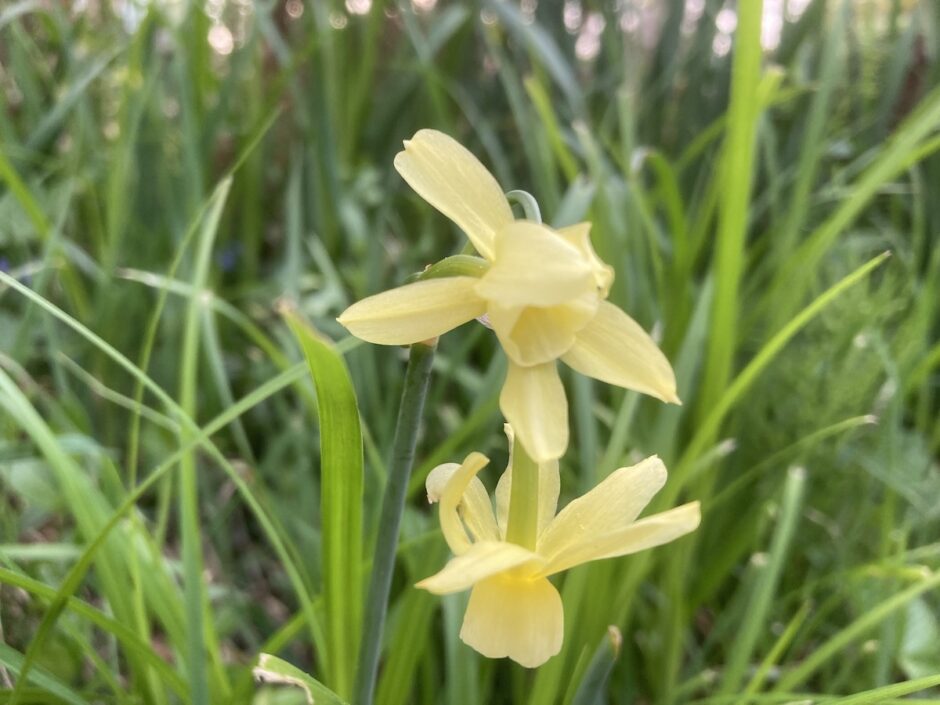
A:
<box><xmin>505</xmin><ymin>438</ymin><xmax>539</xmax><ymax>550</ymax></box>
<box><xmin>354</xmin><ymin>341</ymin><xmax>436</xmax><ymax>705</ymax></box>
<box><xmin>506</xmin><ymin>189</ymin><xmax>542</xmax><ymax>223</ymax></box>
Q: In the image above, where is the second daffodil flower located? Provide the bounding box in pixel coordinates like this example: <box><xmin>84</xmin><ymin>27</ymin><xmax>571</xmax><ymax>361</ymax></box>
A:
<box><xmin>417</xmin><ymin>426</ymin><xmax>701</xmax><ymax>668</ymax></box>
<box><xmin>337</xmin><ymin>129</ymin><xmax>679</xmax><ymax>462</ymax></box>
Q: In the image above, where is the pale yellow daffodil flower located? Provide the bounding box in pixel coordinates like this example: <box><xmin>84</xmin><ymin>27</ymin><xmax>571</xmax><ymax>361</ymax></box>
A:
<box><xmin>416</xmin><ymin>426</ymin><xmax>701</xmax><ymax>668</ymax></box>
<box><xmin>337</xmin><ymin>129</ymin><xmax>679</xmax><ymax>462</ymax></box>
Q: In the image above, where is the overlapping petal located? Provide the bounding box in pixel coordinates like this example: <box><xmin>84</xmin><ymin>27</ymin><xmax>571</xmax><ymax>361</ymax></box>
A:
<box><xmin>562</xmin><ymin>301</ymin><xmax>680</xmax><ymax>404</ymax></box>
<box><xmin>426</xmin><ymin>462</ymin><xmax>500</xmax><ymax>544</ymax></box>
<box><xmin>578</xmin><ymin>502</ymin><xmax>701</xmax><ymax>563</ymax></box>
<box><xmin>460</xmin><ymin>574</ymin><xmax>563</xmax><ymax>669</ymax></box>
<box><xmin>486</xmin><ymin>305</ymin><xmax>568</xmax><ymax>367</ymax></box>
<box><xmin>499</xmin><ymin>362</ymin><xmax>568</xmax><ymax>463</ymax></box>
<box><xmin>394</xmin><ymin>129</ymin><xmax>513</xmax><ymax>260</ymax></box>
<box><xmin>415</xmin><ymin>541</ymin><xmax>543</xmax><ymax>595</ymax></box>
<box><xmin>475</xmin><ymin>222</ymin><xmax>595</xmax><ymax>308</ymax></box>
<box><xmin>487</xmin><ymin>294</ymin><xmax>599</xmax><ymax>368</ymax></box>
<box><xmin>556</xmin><ymin>222</ymin><xmax>614</xmax><ymax>296</ymax></box>
<box><xmin>539</xmin><ymin>502</ymin><xmax>701</xmax><ymax>577</ymax></box>
<box><xmin>435</xmin><ymin>452</ymin><xmax>492</xmax><ymax>555</ymax></box>
<box><xmin>337</xmin><ymin>276</ymin><xmax>486</xmax><ymax>345</ymax></box>
<box><xmin>538</xmin><ymin>456</ymin><xmax>667</xmax><ymax>552</ymax></box>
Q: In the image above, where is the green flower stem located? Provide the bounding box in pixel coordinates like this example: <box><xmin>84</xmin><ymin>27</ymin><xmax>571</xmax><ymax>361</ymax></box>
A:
<box><xmin>505</xmin><ymin>439</ymin><xmax>539</xmax><ymax>550</ymax></box>
<box><xmin>354</xmin><ymin>340</ymin><xmax>436</xmax><ymax>705</ymax></box>
<box><xmin>506</xmin><ymin>189</ymin><xmax>543</xmax><ymax>223</ymax></box>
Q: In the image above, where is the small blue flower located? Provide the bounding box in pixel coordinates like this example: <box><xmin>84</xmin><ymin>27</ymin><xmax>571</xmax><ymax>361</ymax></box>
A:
<box><xmin>216</xmin><ymin>243</ymin><xmax>242</xmax><ymax>272</ymax></box>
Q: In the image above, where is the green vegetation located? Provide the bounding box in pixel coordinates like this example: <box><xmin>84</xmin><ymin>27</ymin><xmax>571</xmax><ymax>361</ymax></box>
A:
<box><xmin>1</xmin><ymin>0</ymin><xmax>939</xmax><ymax>703</ymax></box>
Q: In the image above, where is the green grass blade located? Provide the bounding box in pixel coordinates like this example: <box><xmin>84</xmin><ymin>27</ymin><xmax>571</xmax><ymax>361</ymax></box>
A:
<box><xmin>824</xmin><ymin>674</ymin><xmax>940</xmax><ymax>704</ymax></box>
<box><xmin>0</xmin><ymin>567</ymin><xmax>188</xmax><ymax>698</ymax></box>
<box><xmin>0</xmin><ymin>270</ymin><xmax>324</xmax><ymax>695</ymax></box>
<box><xmin>742</xmin><ymin>601</ymin><xmax>813</xmax><ymax>698</ymax></box>
<box><xmin>672</xmin><ymin>251</ymin><xmax>892</xmax><ymax>492</ymax></box>
<box><xmin>254</xmin><ymin>654</ymin><xmax>350</xmax><ymax>705</ymax></box>
<box><xmin>718</xmin><ymin>466</ymin><xmax>806</xmax><ymax>694</ymax></box>
<box><xmin>568</xmin><ymin>627</ymin><xmax>622</xmax><ymax>705</ymax></box>
<box><xmin>177</xmin><ymin>176</ymin><xmax>232</xmax><ymax>705</ymax></box>
<box><xmin>0</xmin><ymin>644</ymin><xmax>89</xmax><ymax>705</ymax></box>
<box><xmin>284</xmin><ymin>309</ymin><xmax>364</xmax><ymax>699</ymax></box>
<box><xmin>769</xmin><ymin>85</ymin><xmax>940</xmax><ymax>324</ymax></box>
<box><xmin>696</xmin><ymin>0</ymin><xmax>765</xmax><ymax>419</ymax></box>
<box><xmin>775</xmin><ymin>570</ymin><xmax>940</xmax><ymax>692</ymax></box>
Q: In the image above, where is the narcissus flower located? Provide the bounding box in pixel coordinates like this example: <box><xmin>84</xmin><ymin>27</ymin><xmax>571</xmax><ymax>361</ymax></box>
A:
<box><xmin>416</xmin><ymin>427</ymin><xmax>701</xmax><ymax>668</ymax></box>
<box><xmin>338</xmin><ymin>129</ymin><xmax>678</xmax><ymax>462</ymax></box>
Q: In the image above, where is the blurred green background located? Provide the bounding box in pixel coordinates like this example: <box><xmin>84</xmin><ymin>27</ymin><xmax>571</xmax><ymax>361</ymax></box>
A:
<box><xmin>1</xmin><ymin>0</ymin><xmax>939</xmax><ymax>703</ymax></box>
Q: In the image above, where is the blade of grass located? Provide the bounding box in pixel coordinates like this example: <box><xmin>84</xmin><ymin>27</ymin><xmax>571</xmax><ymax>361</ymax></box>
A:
<box><xmin>775</xmin><ymin>570</ymin><xmax>940</xmax><ymax>692</ymax></box>
<box><xmin>0</xmin><ymin>270</ymin><xmax>324</xmax><ymax>697</ymax></box>
<box><xmin>718</xmin><ymin>466</ymin><xmax>806</xmax><ymax>694</ymax></box>
<box><xmin>177</xmin><ymin>176</ymin><xmax>232</xmax><ymax>705</ymax></box>
<box><xmin>768</xmin><ymin>85</ymin><xmax>940</xmax><ymax>325</ymax></box>
<box><xmin>568</xmin><ymin>627</ymin><xmax>623</xmax><ymax>705</ymax></box>
<box><xmin>0</xmin><ymin>567</ymin><xmax>188</xmax><ymax>698</ymax></box>
<box><xmin>0</xmin><ymin>369</ymin><xmax>153</xmax><ymax>703</ymax></box>
<box><xmin>697</xmin><ymin>0</ymin><xmax>765</xmax><ymax>420</ymax></box>
<box><xmin>672</xmin><ymin>251</ymin><xmax>892</xmax><ymax>493</ymax></box>
<box><xmin>825</xmin><ymin>674</ymin><xmax>940</xmax><ymax>704</ymax></box>
<box><xmin>0</xmin><ymin>644</ymin><xmax>88</xmax><ymax>705</ymax></box>
<box><xmin>741</xmin><ymin>601</ymin><xmax>813</xmax><ymax>699</ymax></box>
<box><xmin>254</xmin><ymin>654</ymin><xmax>349</xmax><ymax>705</ymax></box>
<box><xmin>0</xmin><ymin>146</ymin><xmax>88</xmax><ymax>316</ymax></box>
<box><xmin>283</xmin><ymin>308</ymin><xmax>364</xmax><ymax>699</ymax></box>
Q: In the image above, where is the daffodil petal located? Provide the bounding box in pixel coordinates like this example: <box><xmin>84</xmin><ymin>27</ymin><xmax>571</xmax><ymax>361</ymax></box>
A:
<box><xmin>427</xmin><ymin>462</ymin><xmax>500</xmax><ymax>544</ymax></box>
<box><xmin>436</xmin><ymin>452</ymin><xmax>491</xmax><ymax>555</ymax></box>
<box><xmin>499</xmin><ymin>362</ymin><xmax>568</xmax><ymax>462</ymax></box>
<box><xmin>556</xmin><ymin>222</ymin><xmax>614</xmax><ymax>296</ymax></box>
<box><xmin>337</xmin><ymin>277</ymin><xmax>485</xmax><ymax>345</ymax></box>
<box><xmin>460</xmin><ymin>574</ymin><xmax>563</xmax><ymax>668</ymax></box>
<box><xmin>539</xmin><ymin>502</ymin><xmax>700</xmax><ymax>576</ymax></box>
<box><xmin>537</xmin><ymin>456</ymin><xmax>667</xmax><ymax>563</ymax></box>
<box><xmin>495</xmin><ymin>424</ymin><xmax>560</xmax><ymax>539</ymax></box>
<box><xmin>394</xmin><ymin>129</ymin><xmax>513</xmax><ymax>260</ymax></box>
<box><xmin>426</xmin><ymin>462</ymin><xmax>460</xmax><ymax>504</ymax></box>
<box><xmin>586</xmin><ymin>502</ymin><xmax>701</xmax><ymax>560</ymax></box>
<box><xmin>475</xmin><ymin>222</ymin><xmax>595</xmax><ymax>307</ymax></box>
<box><xmin>488</xmin><ymin>298</ymin><xmax>596</xmax><ymax>367</ymax></box>
<box><xmin>415</xmin><ymin>540</ymin><xmax>542</xmax><ymax>594</ymax></box>
<box><xmin>562</xmin><ymin>301</ymin><xmax>680</xmax><ymax>403</ymax></box>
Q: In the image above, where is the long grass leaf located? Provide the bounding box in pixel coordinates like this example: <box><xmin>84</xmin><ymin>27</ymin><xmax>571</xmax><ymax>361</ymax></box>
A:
<box><xmin>284</xmin><ymin>309</ymin><xmax>364</xmax><ymax>699</ymax></box>
<box><xmin>775</xmin><ymin>571</ymin><xmax>940</xmax><ymax>691</ymax></box>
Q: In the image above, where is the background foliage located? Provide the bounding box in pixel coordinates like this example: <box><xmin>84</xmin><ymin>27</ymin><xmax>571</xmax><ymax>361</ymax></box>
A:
<box><xmin>1</xmin><ymin>0</ymin><xmax>939</xmax><ymax>703</ymax></box>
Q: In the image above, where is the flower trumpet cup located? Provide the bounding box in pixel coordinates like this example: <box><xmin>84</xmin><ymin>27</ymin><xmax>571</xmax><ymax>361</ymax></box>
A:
<box><xmin>415</xmin><ymin>428</ymin><xmax>701</xmax><ymax>668</ymax></box>
<box><xmin>337</xmin><ymin>129</ymin><xmax>679</xmax><ymax>462</ymax></box>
